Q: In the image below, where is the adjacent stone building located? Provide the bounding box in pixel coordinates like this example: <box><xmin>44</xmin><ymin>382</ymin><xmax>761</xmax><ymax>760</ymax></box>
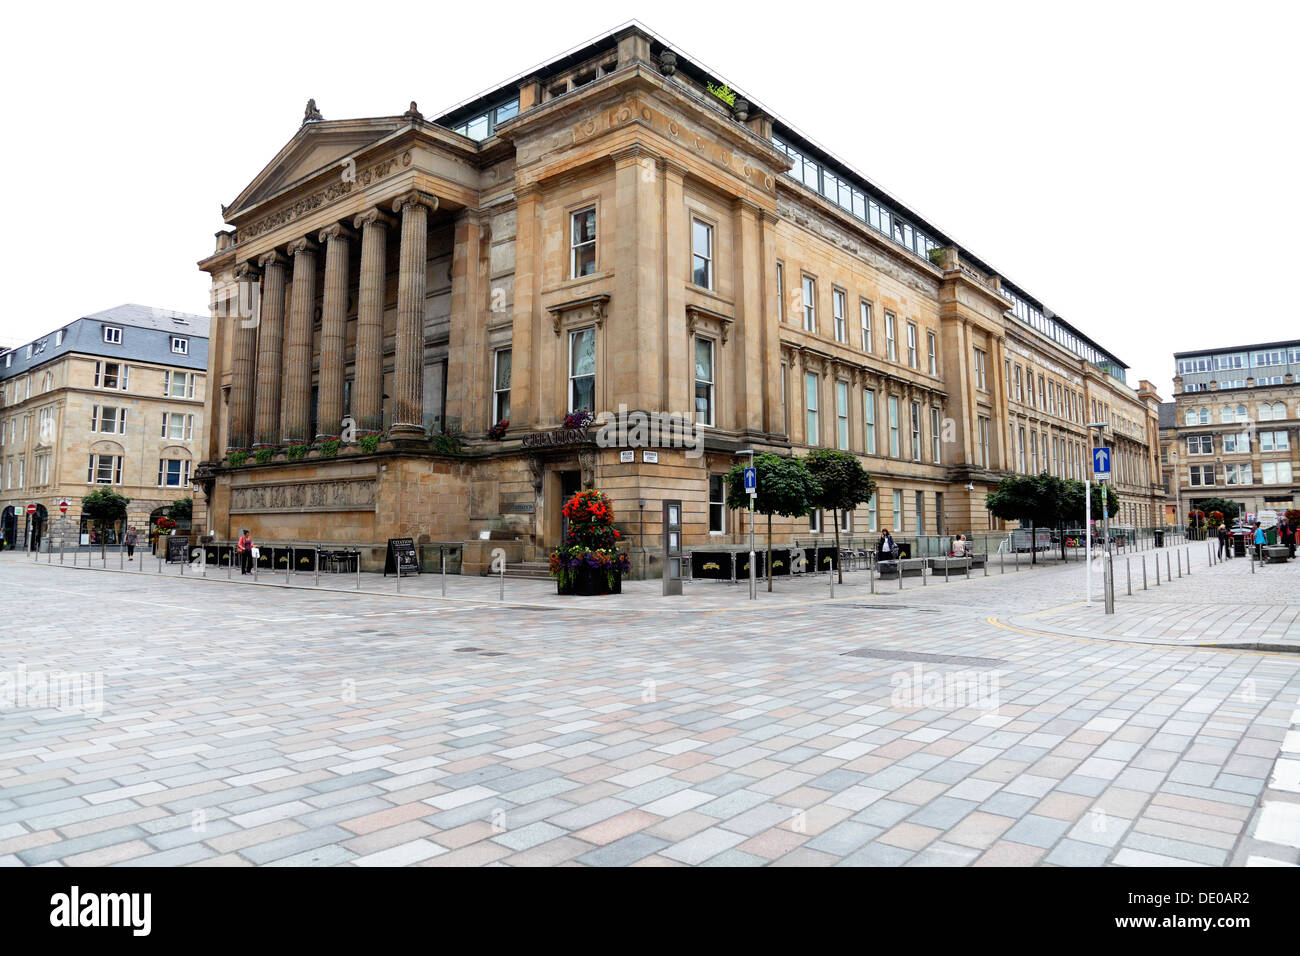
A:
<box><xmin>196</xmin><ymin>25</ymin><xmax>1165</xmax><ymax>573</ymax></box>
<box><xmin>1168</xmin><ymin>339</ymin><xmax>1299</xmax><ymax>521</ymax></box>
<box><xmin>0</xmin><ymin>305</ymin><xmax>208</xmax><ymax>549</ymax></box>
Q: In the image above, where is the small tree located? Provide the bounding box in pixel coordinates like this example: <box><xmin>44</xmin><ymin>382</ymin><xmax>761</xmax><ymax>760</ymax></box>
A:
<box><xmin>1191</xmin><ymin>497</ymin><xmax>1240</xmax><ymax>526</ymax></box>
<box><xmin>81</xmin><ymin>488</ymin><xmax>131</xmax><ymax>558</ymax></box>
<box><xmin>167</xmin><ymin>497</ymin><xmax>192</xmax><ymax>527</ymax></box>
<box><xmin>985</xmin><ymin>473</ymin><xmax>1060</xmax><ymax>565</ymax></box>
<box><xmin>805</xmin><ymin>449</ymin><xmax>877</xmax><ymax>583</ymax></box>
<box><xmin>1060</xmin><ymin>479</ymin><xmax>1119</xmax><ymax>553</ymax></box>
<box><xmin>725</xmin><ymin>453</ymin><xmax>821</xmax><ymax>591</ymax></box>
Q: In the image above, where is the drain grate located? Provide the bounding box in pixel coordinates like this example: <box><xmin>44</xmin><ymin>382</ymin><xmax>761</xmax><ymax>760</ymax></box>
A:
<box><xmin>842</xmin><ymin>648</ymin><xmax>1004</xmax><ymax>667</ymax></box>
<box><xmin>453</xmin><ymin>646</ymin><xmax>482</xmax><ymax>653</ymax></box>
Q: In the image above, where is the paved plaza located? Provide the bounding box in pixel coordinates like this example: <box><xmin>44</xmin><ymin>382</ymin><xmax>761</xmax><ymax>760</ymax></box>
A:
<box><xmin>0</xmin><ymin>543</ymin><xmax>1298</xmax><ymax>866</ymax></box>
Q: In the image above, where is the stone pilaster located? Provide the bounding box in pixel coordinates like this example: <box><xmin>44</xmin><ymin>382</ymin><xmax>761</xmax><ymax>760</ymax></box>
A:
<box><xmin>229</xmin><ymin>261</ymin><xmax>260</xmax><ymax>450</ymax></box>
<box><xmin>282</xmin><ymin>236</ymin><xmax>318</xmax><ymax>443</ymax></box>
<box><xmin>389</xmin><ymin>190</ymin><xmax>438</xmax><ymax>440</ymax></box>
<box><xmin>316</xmin><ymin>223</ymin><xmax>353</xmax><ymax>440</ymax></box>
<box><xmin>353</xmin><ymin>207</ymin><xmax>395</xmax><ymax>433</ymax></box>
<box><xmin>252</xmin><ymin>251</ymin><xmax>287</xmax><ymax>447</ymax></box>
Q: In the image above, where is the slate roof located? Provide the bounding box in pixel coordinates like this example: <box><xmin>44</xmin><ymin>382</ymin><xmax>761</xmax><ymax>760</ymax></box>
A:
<box><xmin>1158</xmin><ymin>401</ymin><xmax>1177</xmax><ymax>429</ymax></box>
<box><xmin>0</xmin><ymin>304</ymin><xmax>209</xmax><ymax>383</ymax></box>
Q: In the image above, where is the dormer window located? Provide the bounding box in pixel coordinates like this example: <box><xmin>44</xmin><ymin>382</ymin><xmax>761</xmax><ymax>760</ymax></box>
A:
<box><xmin>171</xmin><ymin>337</ymin><xmax>189</xmax><ymax>355</ymax></box>
<box><xmin>103</xmin><ymin>326</ymin><xmax>123</xmax><ymax>344</ymax></box>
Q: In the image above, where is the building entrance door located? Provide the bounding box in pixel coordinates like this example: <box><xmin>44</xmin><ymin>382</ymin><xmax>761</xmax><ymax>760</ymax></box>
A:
<box><xmin>1</xmin><ymin>506</ymin><xmax>16</xmax><ymax>550</ymax></box>
<box><xmin>559</xmin><ymin>470</ymin><xmax>581</xmax><ymax>543</ymax></box>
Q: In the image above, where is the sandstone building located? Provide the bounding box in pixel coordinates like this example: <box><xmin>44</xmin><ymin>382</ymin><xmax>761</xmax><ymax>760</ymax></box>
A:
<box><xmin>1166</xmin><ymin>339</ymin><xmax>1299</xmax><ymax>521</ymax></box>
<box><xmin>196</xmin><ymin>25</ymin><xmax>1164</xmax><ymax>573</ymax></box>
<box><xmin>0</xmin><ymin>305</ymin><xmax>208</xmax><ymax>549</ymax></box>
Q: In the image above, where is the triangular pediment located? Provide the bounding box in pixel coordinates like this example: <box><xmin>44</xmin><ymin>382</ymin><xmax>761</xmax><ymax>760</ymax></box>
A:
<box><xmin>224</xmin><ymin>117</ymin><xmax>409</xmax><ymax>221</ymax></box>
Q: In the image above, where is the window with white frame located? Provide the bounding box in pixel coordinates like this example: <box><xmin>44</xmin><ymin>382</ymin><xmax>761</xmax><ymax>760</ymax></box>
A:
<box><xmin>927</xmin><ymin>331</ymin><xmax>937</xmax><ymax>375</ymax></box>
<box><xmin>102</xmin><ymin>326</ymin><xmax>122</xmax><ymax>344</ymax></box>
<box><xmin>568</xmin><ymin>328</ymin><xmax>595</xmax><ymax>412</ymax></box>
<box><xmin>836</xmin><ymin>381</ymin><xmax>849</xmax><ymax>450</ymax></box>
<box><xmin>808</xmin><ymin>509</ymin><xmax>821</xmax><ymax>533</ymax></box>
<box><xmin>493</xmin><ymin>348</ymin><xmax>511</xmax><ymax>423</ymax></box>
<box><xmin>892</xmin><ymin>489</ymin><xmax>903</xmax><ymax>530</ymax></box>
<box><xmin>171</xmin><ymin>336</ymin><xmax>188</xmax><ymax>354</ymax></box>
<box><xmin>1262</xmin><ymin>462</ymin><xmax>1293</xmax><ymax>484</ymax></box>
<box><xmin>805</xmin><ymin>372</ymin><xmax>819</xmax><ymax>445</ymax></box>
<box><xmin>1014</xmin><ymin>366</ymin><xmax>1023</xmax><ymax>401</ymax></box>
<box><xmin>691</xmin><ymin>219</ymin><xmax>713</xmax><ymax>289</ymax></box>
<box><xmin>839</xmin><ymin>509</ymin><xmax>851</xmax><ymax>533</ymax></box>
<box><xmin>888</xmin><ymin>395</ymin><xmax>900</xmax><ymax>457</ymax></box>
<box><xmin>1260</xmin><ymin>430</ymin><xmax>1290</xmax><ymax>452</ymax></box>
<box><xmin>974</xmin><ymin>348</ymin><xmax>988</xmax><ymax>390</ymax></box>
<box><xmin>978</xmin><ymin>416</ymin><xmax>990</xmax><ymax>468</ymax></box>
<box><xmin>832</xmin><ymin>289</ymin><xmax>846</xmax><ymax>343</ymax></box>
<box><xmin>1189</xmin><ymin>464</ymin><xmax>1214</xmax><ymax>486</ymax></box>
<box><xmin>863</xmin><ymin>389</ymin><xmax>876</xmax><ymax>454</ymax></box>
<box><xmin>802</xmin><ymin>276</ymin><xmax>816</xmax><ymax>332</ymax></box>
<box><xmin>930</xmin><ymin>406</ymin><xmax>941</xmax><ymax>463</ymax></box>
<box><xmin>570</xmin><ymin>207</ymin><xmax>596</xmax><ymax>278</ymax></box>
<box><xmin>867</xmin><ymin>492</ymin><xmax>877</xmax><ymax>531</ymax></box>
<box><xmin>161</xmin><ymin>412</ymin><xmax>194</xmax><ymax>441</ymax></box>
<box><xmin>1018</xmin><ymin>426</ymin><xmax>1026</xmax><ymax>472</ymax></box>
<box><xmin>694</xmin><ymin>338</ymin><xmax>715</xmax><ymax>427</ymax></box>
<box><xmin>1186</xmin><ymin>434</ymin><xmax>1213</xmax><ymax>455</ymax></box>
<box><xmin>906</xmin><ymin>323</ymin><xmax>918</xmax><ymax>369</ymax></box>
<box><xmin>1030</xmin><ymin>430</ymin><xmax>1038</xmax><ymax>472</ymax></box>
<box><xmin>776</xmin><ymin>262</ymin><xmax>785</xmax><ymax>322</ymax></box>
<box><xmin>1258</xmin><ymin>401</ymin><xmax>1286</xmax><ymax>421</ymax></box>
<box><xmin>885</xmin><ymin>313</ymin><xmax>897</xmax><ymax>361</ymax></box>
<box><xmin>1224</xmin><ymin>463</ymin><xmax>1252</xmax><ymax>485</ymax></box>
<box><xmin>860</xmin><ymin>301</ymin><xmax>873</xmax><ymax>351</ymax></box>
<box><xmin>158</xmin><ymin>458</ymin><xmax>191</xmax><ymax>487</ymax></box>
<box><xmin>708</xmin><ymin>474</ymin><xmax>726</xmax><ymax>533</ymax></box>
<box><xmin>94</xmin><ymin>361</ymin><xmax>128</xmax><ymax>390</ymax></box>
<box><xmin>87</xmin><ymin>454</ymin><xmax>122</xmax><ymax>484</ymax></box>
<box><xmin>164</xmin><ymin>370</ymin><xmax>195</xmax><ymax>398</ymax></box>
<box><xmin>36</xmin><ymin>453</ymin><xmax>49</xmax><ymax>486</ymax></box>
<box><xmin>1184</xmin><ymin>406</ymin><xmax>1208</xmax><ymax>425</ymax></box>
<box><xmin>91</xmin><ymin>405</ymin><xmax>126</xmax><ymax>434</ymax></box>
<box><xmin>1221</xmin><ymin>432</ymin><xmax>1250</xmax><ymax>453</ymax></box>
<box><xmin>16</xmin><ymin>457</ymin><xmax>23</xmax><ymax>488</ymax></box>
<box><xmin>1221</xmin><ymin>404</ymin><xmax>1248</xmax><ymax>423</ymax></box>
<box><xmin>910</xmin><ymin>401</ymin><xmax>921</xmax><ymax>461</ymax></box>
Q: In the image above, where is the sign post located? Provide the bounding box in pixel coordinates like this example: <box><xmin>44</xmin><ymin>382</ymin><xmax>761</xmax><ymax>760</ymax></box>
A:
<box><xmin>739</xmin><ymin>451</ymin><xmax>757</xmax><ymax>600</ymax></box>
<box><xmin>1093</xmin><ymin>444</ymin><xmax>1114</xmax><ymax>615</ymax></box>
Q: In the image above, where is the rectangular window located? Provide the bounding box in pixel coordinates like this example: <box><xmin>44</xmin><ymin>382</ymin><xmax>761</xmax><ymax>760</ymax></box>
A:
<box><xmin>833</xmin><ymin>289</ymin><xmax>847</xmax><ymax>343</ymax></box>
<box><xmin>867</xmin><ymin>492</ymin><xmax>878</xmax><ymax>532</ymax></box>
<box><xmin>171</xmin><ymin>337</ymin><xmax>188</xmax><ymax>354</ymax></box>
<box><xmin>1261</xmin><ymin>430</ymin><xmax>1289</xmax><ymax>452</ymax></box>
<box><xmin>103</xmin><ymin>326</ymin><xmax>122</xmax><ymax>344</ymax></box>
<box><xmin>863</xmin><ymin>389</ymin><xmax>876</xmax><ymax>454</ymax></box>
<box><xmin>92</xmin><ymin>405</ymin><xmax>126</xmax><ymax>434</ymax></box>
<box><xmin>974</xmin><ymin>349</ymin><xmax>988</xmax><ymax>390</ymax></box>
<box><xmin>892</xmin><ymin>489</ymin><xmax>903</xmax><ymax>531</ymax></box>
<box><xmin>1224</xmin><ymin>463</ymin><xmax>1253</xmax><ymax>485</ymax></box>
<box><xmin>930</xmin><ymin>407</ymin><xmax>941</xmax><ymax>463</ymax></box>
<box><xmin>802</xmin><ymin>277</ymin><xmax>816</xmax><ymax>332</ymax></box>
<box><xmin>808</xmin><ymin>509</ymin><xmax>821</xmax><ymax>533</ymax></box>
<box><xmin>914</xmin><ymin>491</ymin><xmax>924</xmax><ymax>535</ymax></box>
<box><xmin>805</xmin><ymin>372</ymin><xmax>819</xmax><ymax>445</ymax></box>
<box><xmin>836</xmin><ymin>381</ymin><xmax>849</xmax><ymax>450</ymax></box>
<box><xmin>888</xmin><ymin>395</ymin><xmax>900</xmax><ymax>457</ymax></box>
<box><xmin>1018</xmin><ymin>426</ymin><xmax>1027</xmax><ymax>473</ymax></box>
<box><xmin>570</xmin><ymin>207</ymin><xmax>596</xmax><ymax>278</ymax></box>
<box><xmin>910</xmin><ymin>401</ymin><xmax>921</xmax><ymax>461</ymax></box>
<box><xmin>1221</xmin><ymin>432</ymin><xmax>1249</xmax><ymax>453</ymax></box>
<box><xmin>87</xmin><ymin>454</ymin><xmax>122</xmax><ymax>484</ymax></box>
<box><xmin>906</xmin><ymin>323</ymin><xmax>918</xmax><ymax>369</ymax></box>
<box><xmin>493</xmin><ymin>348</ymin><xmax>511</xmax><ymax>424</ymax></box>
<box><xmin>694</xmin><ymin>337</ymin><xmax>715</xmax><ymax>427</ymax></box>
<box><xmin>840</xmin><ymin>509</ymin><xmax>851</xmax><ymax>534</ymax></box>
<box><xmin>95</xmin><ymin>362</ymin><xmax>128</xmax><ymax>390</ymax></box>
<box><xmin>978</xmin><ymin>417</ymin><xmax>990</xmax><ymax>468</ymax></box>
<box><xmin>709</xmin><ymin>474</ymin><xmax>726</xmax><ymax>533</ymax></box>
<box><xmin>927</xmin><ymin>331</ymin><xmax>937</xmax><ymax>375</ymax></box>
<box><xmin>692</xmin><ymin>219</ymin><xmax>713</xmax><ymax>289</ymax></box>
<box><xmin>1263</xmin><ymin>462</ymin><xmax>1293</xmax><ymax>484</ymax></box>
<box><xmin>1031</xmin><ymin>430</ymin><xmax>1039</xmax><ymax>472</ymax></box>
<box><xmin>568</xmin><ymin>328</ymin><xmax>595</xmax><ymax>412</ymax></box>
<box><xmin>776</xmin><ymin>262</ymin><xmax>785</xmax><ymax>322</ymax></box>
<box><xmin>860</xmin><ymin>301</ymin><xmax>873</xmax><ymax>351</ymax></box>
<box><xmin>1014</xmin><ymin>366</ymin><xmax>1023</xmax><ymax>401</ymax></box>
<box><xmin>158</xmin><ymin>458</ymin><xmax>191</xmax><ymax>487</ymax></box>
<box><xmin>885</xmin><ymin>313</ymin><xmax>897</xmax><ymax>361</ymax></box>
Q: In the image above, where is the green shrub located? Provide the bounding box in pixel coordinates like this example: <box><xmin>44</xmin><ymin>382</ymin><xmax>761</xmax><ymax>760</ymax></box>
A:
<box><xmin>319</xmin><ymin>439</ymin><xmax>341</xmax><ymax>458</ymax></box>
<box><xmin>254</xmin><ymin>447</ymin><xmax>275</xmax><ymax>464</ymax></box>
<box><xmin>227</xmin><ymin>451</ymin><xmax>249</xmax><ymax>467</ymax></box>
<box><xmin>358</xmin><ymin>433</ymin><xmax>380</xmax><ymax>454</ymax></box>
<box><xmin>285</xmin><ymin>442</ymin><xmax>310</xmax><ymax>461</ymax></box>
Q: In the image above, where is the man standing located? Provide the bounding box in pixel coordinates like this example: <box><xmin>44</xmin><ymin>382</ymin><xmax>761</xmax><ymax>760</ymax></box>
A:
<box><xmin>1216</xmin><ymin>524</ymin><xmax>1230</xmax><ymax>560</ymax></box>
<box><xmin>125</xmin><ymin>526</ymin><xmax>138</xmax><ymax>561</ymax></box>
<box><xmin>237</xmin><ymin>528</ymin><xmax>253</xmax><ymax>575</ymax></box>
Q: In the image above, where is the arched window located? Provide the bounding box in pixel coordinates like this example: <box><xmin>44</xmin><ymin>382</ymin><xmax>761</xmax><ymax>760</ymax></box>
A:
<box><xmin>1259</xmin><ymin>401</ymin><xmax>1284</xmax><ymax>421</ymax></box>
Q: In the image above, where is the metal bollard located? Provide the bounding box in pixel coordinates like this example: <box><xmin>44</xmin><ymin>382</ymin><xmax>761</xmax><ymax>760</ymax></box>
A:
<box><xmin>499</xmin><ymin>562</ymin><xmax>505</xmax><ymax>601</ymax></box>
<box><xmin>1186</xmin><ymin>547</ymin><xmax>1191</xmax><ymax>576</ymax></box>
<box><xmin>943</xmin><ymin>559</ymin><xmax>949</xmax><ymax>583</ymax></box>
<box><xmin>1142</xmin><ymin>556</ymin><xmax>1147</xmax><ymax>590</ymax></box>
<box><xmin>119</xmin><ymin>542</ymin><xmax>124</xmax><ymax>570</ymax></box>
<box><xmin>180</xmin><ymin>549</ymin><xmax>185</xmax><ymax>575</ymax></box>
<box><xmin>869</xmin><ymin>559</ymin><xmax>875</xmax><ymax>595</ymax></box>
<box><xmin>227</xmin><ymin>547</ymin><xmax>232</xmax><ymax>579</ymax></box>
<box><xmin>1015</xmin><ymin>548</ymin><xmax>1020</xmax><ymax>571</ymax></box>
<box><xmin>1165</xmin><ymin>552</ymin><xmax>1171</xmax><ymax>582</ymax></box>
<box><xmin>1000</xmin><ymin>550</ymin><xmax>1005</xmax><ymax>574</ymax></box>
<box><xmin>356</xmin><ymin>549</ymin><xmax>361</xmax><ymax>590</ymax></box>
<box><xmin>898</xmin><ymin>562</ymin><xmax>904</xmax><ymax>591</ymax></box>
<box><xmin>441</xmin><ymin>548</ymin><xmax>447</xmax><ymax>598</ymax></box>
<box><xmin>315</xmin><ymin>543</ymin><xmax>320</xmax><ymax>588</ymax></box>
<box><xmin>1126</xmin><ymin>557</ymin><xmax>1131</xmax><ymax>595</ymax></box>
<box><xmin>201</xmin><ymin>545</ymin><xmax>207</xmax><ymax>577</ymax></box>
<box><xmin>60</xmin><ymin>539</ymin><xmax>64</xmax><ymax>565</ymax></box>
<box><xmin>287</xmin><ymin>546</ymin><xmax>293</xmax><ymax>585</ymax></box>
<box><xmin>828</xmin><ymin>567</ymin><xmax>834</xmax><ymax>599</ymax></box>
<box><xmin>1177</xmin><ymin>550</ymin><xmax>1182</xmax><ymax>578</ymax></box>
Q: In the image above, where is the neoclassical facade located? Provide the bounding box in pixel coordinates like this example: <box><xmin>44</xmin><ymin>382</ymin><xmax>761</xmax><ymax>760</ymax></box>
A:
<box><xmin>197</xmin><ymin>26</ymin><xmax>1164</xmax><ymax>572</ymax></box>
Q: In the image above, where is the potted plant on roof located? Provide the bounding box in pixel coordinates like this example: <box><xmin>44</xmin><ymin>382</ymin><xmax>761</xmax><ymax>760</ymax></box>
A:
<box><xmin>549</xmin><ymin>489</ymin><xmax>630</xmax><ymax>596</ymax></box>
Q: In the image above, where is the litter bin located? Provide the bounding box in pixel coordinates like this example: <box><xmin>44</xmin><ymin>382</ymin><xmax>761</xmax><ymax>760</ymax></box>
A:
<box><xmin>1153</xmin><ymin>529</ymin><xmax>1165</xmax><ymax>548</ymax></box>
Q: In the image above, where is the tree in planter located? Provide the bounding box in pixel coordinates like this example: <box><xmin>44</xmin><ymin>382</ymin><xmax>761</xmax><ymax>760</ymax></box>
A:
<box><xmin>81</xmin><ymin>488</ymin><xmax>130</xmax><ymax>559</ymax></box>
<box><xmin>548</xmin><ymin>490</ymin><xmax>630</xmax><ymax>593</ymax></box>
<box><xmin>724</xmin><ymin>453</ymin><xmax>821</xmax><ymax>592</ymax></box>
<box><xmin>985</xmin><ymin>473</ymin><xmax>1062</xmax><ymax>565</ymax></box>
<box><xmin>167</xmin><ymin>497</ymin><xmax>192</xmax><ymax>526</ymax></box>
<box><xmin>1191</xmin><ymin>497</ymin><xmax>1240</xmax><ymax>527</ymax></box>
<box><xmin>1060</xmin><ymin>478</ymin><xmax>1119</xmax><ymax>555</ymax></box>
<box><xmin>804</xmin><ymin>448</ymin><xmax>877</xmax><ymax>583</ymax></box>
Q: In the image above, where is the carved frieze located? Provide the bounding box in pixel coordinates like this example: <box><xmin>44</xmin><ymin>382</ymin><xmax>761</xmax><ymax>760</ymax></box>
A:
<box><xmin>230</xmin><ymin>478</ymin><xmax>377</xmax><ymax>513</ymax></box>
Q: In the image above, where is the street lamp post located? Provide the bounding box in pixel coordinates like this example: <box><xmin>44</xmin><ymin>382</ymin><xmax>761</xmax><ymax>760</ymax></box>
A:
<box><xmin>737</xmin><ymin>449</ymin><xmax>756</xmax><ymax>600</ymax></box>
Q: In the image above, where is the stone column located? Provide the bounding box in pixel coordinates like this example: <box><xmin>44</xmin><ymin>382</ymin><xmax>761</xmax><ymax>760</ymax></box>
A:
<box><xmin>316</xmin><ymin>223</ymin><xmax>353</xmax><ymax>440</ymax></box>
<box><xmin>352</xmin><ymin>207</ymin><xmax>395</xmax><ymax>433</ymax></box>
<box><xmin>252</xmin><ymin>251</ymin><xmax>288</xmax><ymax>447</ymax></box>
<box><xmin>229</xmin><ymin>261</ymin><xmax>260</xmax><ymax>450</ymax></box>
<box><xmin>389</xmin><ymin>190</ymin><xmax>438</xmax><ymax>440</ymax></box>
<box><xmin>282</xmin><ymin>237</ymin><xmax>318</xmax><ymax>443</ymax></box>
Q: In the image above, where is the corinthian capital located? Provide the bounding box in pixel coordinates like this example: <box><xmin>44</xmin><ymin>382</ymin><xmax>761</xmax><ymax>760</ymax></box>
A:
<box><xmin>353</xmin><ymin>207</ymin><xmax>397</xmax><ymax>231</ymax></box>
<box><xmin>391</xmin><ymin>190</ymin><xmax>439</xmax><ymax>215</ymax></box>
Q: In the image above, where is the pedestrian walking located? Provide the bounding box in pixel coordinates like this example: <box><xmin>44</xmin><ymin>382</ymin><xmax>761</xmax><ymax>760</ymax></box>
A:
<box><xmin>1216</xmin><ymin>524</ymin><xmax>1230</xmax><ymax>561</ymax></box>
<box><xmin>1253</xmin><ymin>522</ymin><xmax>1266</xmax><ymax>565</ymax></box>
<box><xmin>237</xmin><ymin>528</ymin><xmax>254</xmax><ymax>575</ymax></box>
<box><xmin>125</xmin><ymin>526</ymin><xmax>138</xmax><ymax>560</ymax></box>
<box><xmin>1280</xmin><ymin>520</ymin><xmax>1296</xmax><ymax>559</ymax></box>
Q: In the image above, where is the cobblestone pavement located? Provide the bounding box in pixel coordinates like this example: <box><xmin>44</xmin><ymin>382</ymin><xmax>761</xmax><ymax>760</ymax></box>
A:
<box><xmin>0</xmin><ymin>546</ymin><xmax>1297</xmax><ymax>867</ymax></box>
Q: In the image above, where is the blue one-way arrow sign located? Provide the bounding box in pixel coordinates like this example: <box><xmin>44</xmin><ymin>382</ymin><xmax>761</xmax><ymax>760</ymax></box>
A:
<box><xmin>1093</xmin><ymin>446</ymin><xmax>1111</xmax><ymax>480</ymax></box>
<box><xmin>743</xmin><ymin>467</ymin><xmax>757</xmax><ymax>496</ymax></box>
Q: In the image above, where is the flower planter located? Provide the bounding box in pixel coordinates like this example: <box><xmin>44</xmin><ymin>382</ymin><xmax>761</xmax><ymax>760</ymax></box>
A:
<box><xmin>557</xmin><ymin>566</ymin><xmax>622</xmax><ymax>596</ymax></box>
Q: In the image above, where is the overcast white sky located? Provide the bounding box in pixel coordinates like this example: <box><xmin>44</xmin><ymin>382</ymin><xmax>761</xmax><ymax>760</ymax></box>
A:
<box><xmin>2</xmin><ymin>1</ymin><xmax>1296</xmax><ymax>399</ymax></box>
